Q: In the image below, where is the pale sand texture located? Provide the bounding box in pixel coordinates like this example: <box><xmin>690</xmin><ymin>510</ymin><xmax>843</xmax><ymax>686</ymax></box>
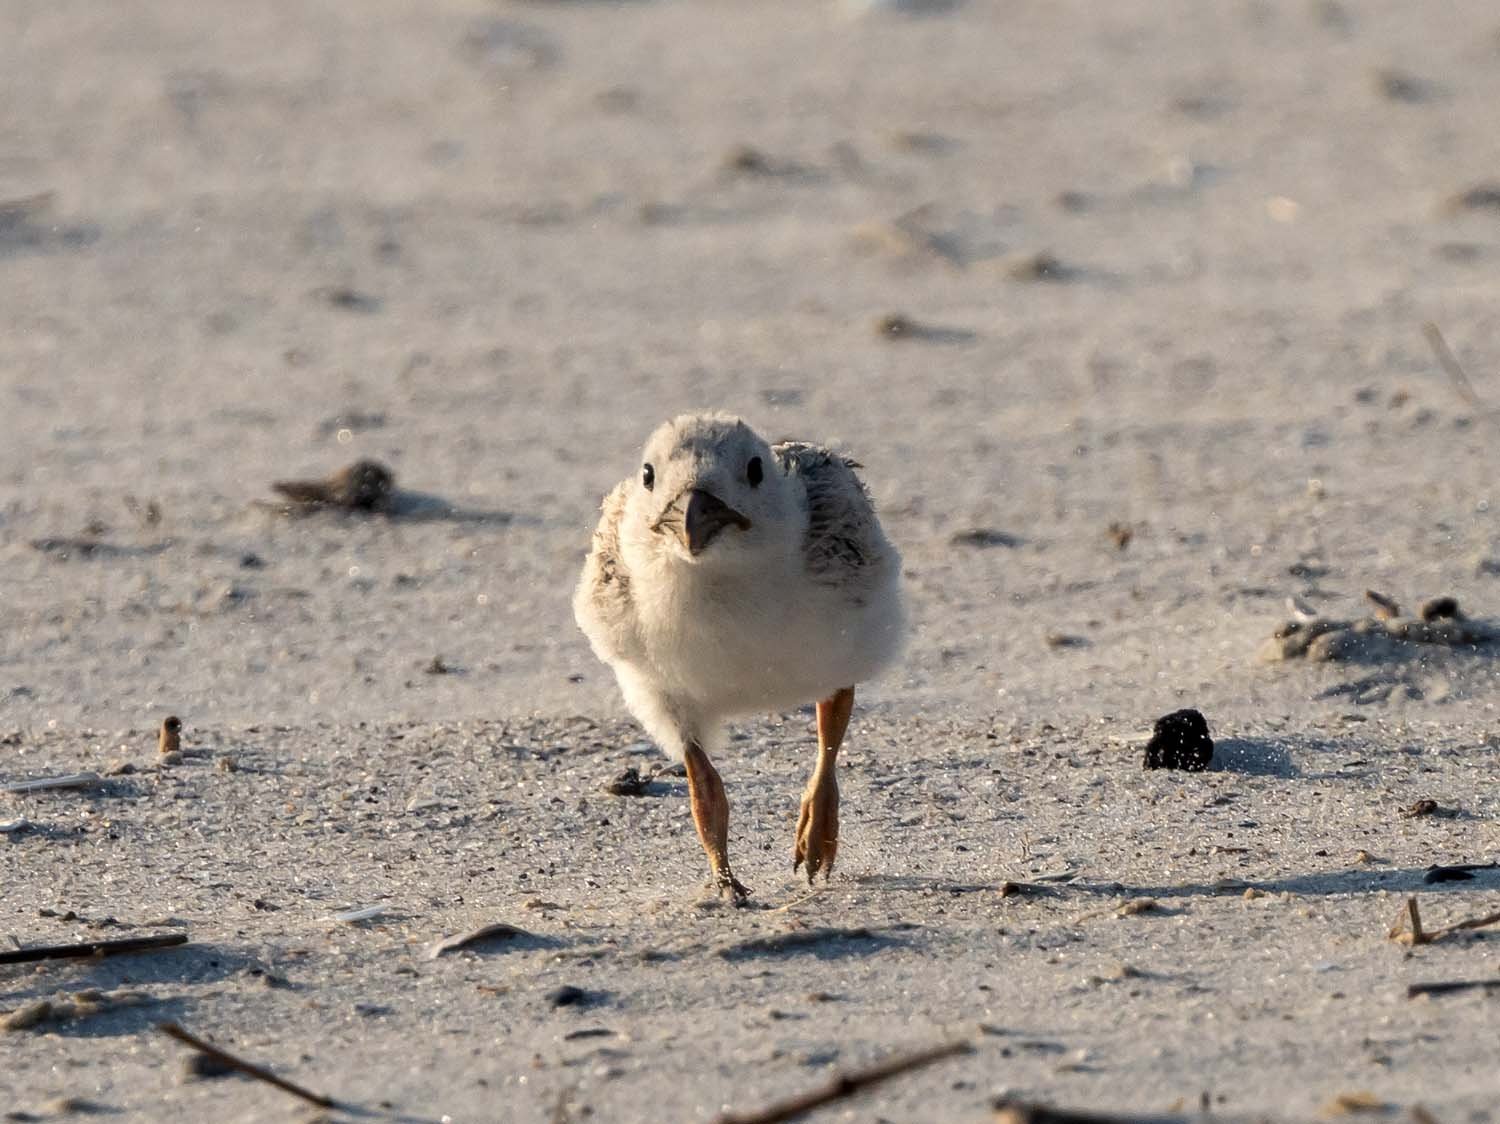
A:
<box><xmin>4</xmin><ymin>1</ymin><xmax>1500</xmax><ymax>1121</ymax></box>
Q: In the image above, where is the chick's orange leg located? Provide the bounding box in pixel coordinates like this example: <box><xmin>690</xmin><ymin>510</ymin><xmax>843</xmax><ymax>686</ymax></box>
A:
<box><xmin>794</xmin><ymin>686</ymin><xmax>854</xmax><ymax>883</ymax></box>
<box><xmin>684</xmin><ymin>742</ymin><xmax>749</xmax><ymax>903</ymax></box>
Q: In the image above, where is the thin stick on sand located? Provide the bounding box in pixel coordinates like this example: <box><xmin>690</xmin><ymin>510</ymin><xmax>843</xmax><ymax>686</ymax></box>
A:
<box><xmin>1409</xmin><ymin>979</ymin><xmax>1500</xmax><ymax>999</ymax></box>
<box><xmin>1423</xmin><ymin>322</ymin><xmax>1487</xmax><ymax>412</ymax></box>
<box><xmin>1</xmin><ymin>772</ymin><xmax>101</xmax><ymax>795</ymax></box>
<box><xmin>1388</xmin><ymin>896</ymin><xmax>1500</xmax><ymax>946</ymax></box>
<box><xmin>157</xmin><ymin>1022</ymin><xmax>335</xmax><ymax>1109</ymax></box>
<box><xmin>712</xmin><ymin>1040</ymin><xmax>971</xmax><ymax>1124</ymax></box>
<box><xmin>0</xmin><ymin>933</ymin><xmax>188</xmax><ymax>965</ymax></box>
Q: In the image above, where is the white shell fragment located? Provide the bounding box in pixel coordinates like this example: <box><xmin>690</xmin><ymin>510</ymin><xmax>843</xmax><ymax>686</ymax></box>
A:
<box><xmin>426</xmin><ymin>922</ymin><xmax>529</xmax><ymax>960</ymax></box>
<box><xmin>330</xmin><ymin>905</ymin><xmax>389</xmax><ymax>924</ymax></box>
<box><xmin>2</xmin><ymin>772</ymin><xmax>102</xmax><ymax>795</ymax></box>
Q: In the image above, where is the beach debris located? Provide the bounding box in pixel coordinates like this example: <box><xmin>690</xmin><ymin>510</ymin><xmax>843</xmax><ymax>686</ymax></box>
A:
<box><xmin>1044</xmin><ymin>632</ymin><xmax>1087</xmax><ymax>650</ymax></box>
<box><xmin>718</xmin><ymin>927</ymin><xmax>883</xmax><ymax>961</ymax></box>
<box><xmin>158</xmin><ymin>715</ymin><xmax>182</xmax><ymax>757</ymax></box>
<box><xmin>996</xmin><ymin>871</ymin><xmax>1079</xmax><ymax>899</ymax></box>
<box><xmin>123</xmin><ymin>494</ymin><xmax>163</xmax><ymax>527</ymax></box>
<box><xmin>1442</xmin><ymin>185</ymin><xmax>1500</xmax><ymax>215</ymax></box>
<box><xmin>1</xmin><ymin>771</ymin><xmax>101</xmax><ymax>795</ymax></box>
<box><xmin>1388</xmin><ymin>895</ymin><xmax>1500</xmax><ymax>946</ymax></box>
<box><xmin>871</xmin><ymin>312</ymin><xmax>970</xmax><ymax>343</ymax></box>
<box><xmin>850</xmin><ymin>207</ymin><xmax>967</xmax><ymax>268</ymax></box>
<box><xmin>713</xmin><ymin>1039</ymin><xmax>970</xmax><ymax>1124</ymax></box>
<box><xmin>1323</xmin><ymin>1091</ymin><xmax>1386</xmax><ymax>1115</ymax></box>
<box><xmin>1420</xmin><ymin>596</ymin><xmax>1461</xmax><ymax>622</ymax></box>
<box><xmin>1259</xmin><ymin>593</ymin><xmax>1493</xmax><ymax>663</ymax></box>
<box><xmin>427</xmin><ymin>921</ymin><xmax>530</xmax><ymax>959</ymax></box>
<box><xmin>182</xmin><ymin>1051</ymin><xmax>238</xmax><ymax>1082</ymax></box>
<box><xmin>1070</xmin><ymin>898</ymin><xmax>1162</xmax><ymax>925</ymax></box>
<box><xmin>3</xmin><ymin>989</ymin><xmax>155</xmax><ymax>1032</ymax></box>
<box><xmin>1408</xmin><ymin>978</ymin><xmax>1500</xmax><ymax>999</ymax></box>
<box><xmin>1399</xmin><ymin>799</ymin><xmax>1439</xmax><ymax>819</ymax></box>
<box><xmin>949</xmin><ymin>528</ymin><xmax>1023</xmax><ymax>549</ymax></box>
<box><xmin>1142</xmin><ymin>709</ymin><xmax>1214</xmax><ymax>772</ymax></box>
<box><xmin>603</xmin><ymin>766</ymin><xmax>650</xmax><ymax>796</ymax></box>
<box><xmin>270</xmin><ymin>459</ymin><xmax>394</xmax><ymax>513</ymax></box>
<box><xmin>0</xmin><ymin>933</ymin><xmax>188</xmax><ymax>965</ymax></box>
<box><xmin>424</xmin><ymin>655</ymin><xmax>453</xmax><ymax>675</ymax></box>
<box><xmin>1423</xmin><ymin>862</ymin><xmax>1497</xmax><ymax>884</ymax></box>
<box><xmin>1372</xmin><ymin>68</ymin><xmax>1434</xmax><ymax>103</ymax></box>
<box><xmin>1422</xmin><ymin>322</ymin><xmax>1490</xmax><ymax>413</ymax></box>
<box><xmin>158</xmin><ymin>1022</ymin><xmax>335</xmax><ymax>1109</ymax></box>
<box><xmin>330</xmin><ymin>905</ymin><xmax>388</xmax><ymax>924</ymax></box>
<box><xmin>1000</xmin><ymin>250</ymin><xmax>1073</xmax><ymax>282</ymax></box>
<box><xmin>312</xmin><ymin>285</ymin><xmax>381</xmax><ymax>313</ymax></box>
<box><xmin>545</xmin><ymin>985</ymin><xmax>594</xmax><ymax>1009</ymax></box>
<box><xmin>1106</xmin><ymin>522</ymin><xmax>1133</xmax><ymax>551</ymax></box>
<box><xmin>0</xmin><ymin>817</ymin><xmax>28</xmax><ymax>834</ymax></box>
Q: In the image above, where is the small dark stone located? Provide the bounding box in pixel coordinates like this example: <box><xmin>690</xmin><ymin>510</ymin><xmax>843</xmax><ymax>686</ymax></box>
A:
<box><xmin>1142</xmin><ymin>708</ymin><xmax>1214</xmax><ymax>772</ymax></box>
<box><xmin>545</xmin><ymin>985</ymin><xmax>589</xmax><ymax>1008</ymax></box>
<box><xmin>182</xmin><ymin>1053</ymin><xmax>235</xmax><ymax>1081</ymax></box>
<box><xmin>603</xmin><ymin>766</ymin><xmax>649</xmax><ymax>797</ymax></box>
<box><xmin>1419</xmin><ymin>596</ymin><xmax>1460</xmax><ymax>622</ymax></box>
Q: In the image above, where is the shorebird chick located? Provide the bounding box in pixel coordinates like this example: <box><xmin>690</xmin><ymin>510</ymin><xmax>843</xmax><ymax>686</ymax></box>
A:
<box><xmin>574</xmin><ymin>413</ymin><xmax>906</xmax><ymax>901</ymax></box>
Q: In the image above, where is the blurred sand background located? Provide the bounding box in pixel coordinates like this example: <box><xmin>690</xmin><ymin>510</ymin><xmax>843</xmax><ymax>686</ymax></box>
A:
<box><xmin>3</xmin><ymin>1</ymin><xmax>1500</xmax><ymax>1121</ymax></box>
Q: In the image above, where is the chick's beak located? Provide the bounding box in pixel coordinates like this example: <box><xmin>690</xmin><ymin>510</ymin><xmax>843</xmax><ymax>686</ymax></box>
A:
<box><xmin>678</xmin><ymin>488</ymin><xmax>752</xmax><ymax>555</ymax></box>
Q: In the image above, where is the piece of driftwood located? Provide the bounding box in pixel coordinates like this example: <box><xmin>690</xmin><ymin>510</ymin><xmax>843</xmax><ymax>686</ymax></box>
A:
<box><xmin>713</xmin><ymin>1040</ymin><xmax>971</xmax><ymax>1124</ymax></box>
<box><xmin>157</xmin><ymin>1022</ymin><xmax>334</xmax><ymax>1109</ymax></box>
<box><xmin>2</xmin><ymin>772</ymin><xmax>101</xmax><ymax>795</ymax></box>
<box><xmin>0</xmin><ymin>933</ymin><xmax>187</xmax><ymax>965</ymax></box>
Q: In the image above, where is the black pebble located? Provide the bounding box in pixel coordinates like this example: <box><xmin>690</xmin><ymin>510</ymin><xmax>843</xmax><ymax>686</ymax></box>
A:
<box><xmin>603</xmin><ymin>767</ymin><xmax>650</xmax><ymax>797</ymax></box>
<box><xmin>1143</xmin><ymin>709</ymin><xmax>1214</xmax><ymax>772</ymax></box>
<box><xmin>546</xmin><ymin>985</ymin><xmax>589</xmax><ymax>1008</ymax></box>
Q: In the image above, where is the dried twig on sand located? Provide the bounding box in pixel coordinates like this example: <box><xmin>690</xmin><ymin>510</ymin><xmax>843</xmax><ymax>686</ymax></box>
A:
<box><xmin>1422</xmin><ymin>322</ymin><xmax>1487</xmax><ymax>413</ymax></box>
<box><xmin>713</xmin><ymin>1040</ymin><xmax>971</xmax><ymax>1124</ymax></box>
<box><xmin>1408</xmin><ymin>979</ymin><xmax>1500</xmax><ymax>999</ymax></box>
<box><xmin>0</xmin><ymin>933</ymin><xmax>187</xmax><ymax>965</ymax></box>
<box><xmin>1387</xmin><ymin>896</ymin><xmax>1500</xmax><ymax>946</ymax></box>
<box><xmin>157</xmin><ymin>1022</ymin><xmax>335</xmax><ymax>1109</ymax></box>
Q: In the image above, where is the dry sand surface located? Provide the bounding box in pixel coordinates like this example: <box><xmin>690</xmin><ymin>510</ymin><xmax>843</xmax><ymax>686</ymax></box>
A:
<box><xmin>4</xmin><ymin>0</ymin><xmax>1500</xmax><ymax>1121</ymax></box>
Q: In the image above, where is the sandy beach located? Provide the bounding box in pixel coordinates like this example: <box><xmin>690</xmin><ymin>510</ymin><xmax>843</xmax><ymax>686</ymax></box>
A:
<box><xmin>4</xmin><ymin>1</ymin><xmax>1500</xmax><ymax>1120</ymax></box>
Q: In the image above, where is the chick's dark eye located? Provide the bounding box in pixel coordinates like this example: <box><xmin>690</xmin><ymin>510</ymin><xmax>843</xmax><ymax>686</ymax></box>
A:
<box><xmin>642</xmin><ymin>463</ymin><xmax>655</xmax><ymax>491</ymax></box>
<box><xmin>747</xmin><ymin>456</ymin><xmax>763</xmax><ymax>487</ymax></box>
